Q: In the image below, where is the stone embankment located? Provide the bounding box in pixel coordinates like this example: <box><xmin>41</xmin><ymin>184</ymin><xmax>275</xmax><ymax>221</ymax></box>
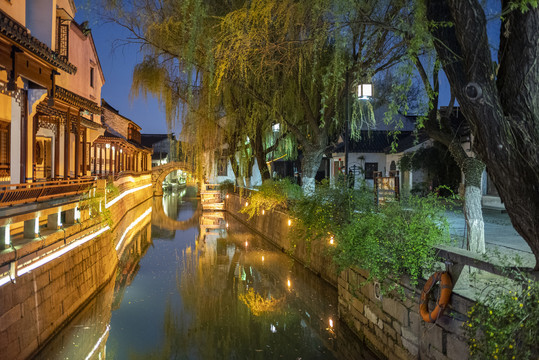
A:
<box><xmin>0</xmin><ymin>174</ymin><xmax>153</xmax><ymax>359</ymax></box>
<box><xmin>225</xmin><ymin>192</ymin><xmax>472</xmax><ymax>360</ymax></box>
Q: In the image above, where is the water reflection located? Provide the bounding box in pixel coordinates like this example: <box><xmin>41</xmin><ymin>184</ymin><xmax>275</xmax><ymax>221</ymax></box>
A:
<box><xmin>37</xmin><ymin>190</ymin><xmax>377</xmax><ymax>359</ymax></box>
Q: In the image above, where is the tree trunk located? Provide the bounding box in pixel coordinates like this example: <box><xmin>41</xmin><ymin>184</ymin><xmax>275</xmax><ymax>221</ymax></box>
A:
<box><xmin>301</xmin><ymin>148</ymin><xmax>324</xmax><ymax>196</ymax></box>
<box><xmin>427</xmin><ymin>0</ymin><xmax>539</xmax><ymax>268</ymax></box>
<box><xmin>462</xmin><ymin>157</ymin><xmax>486</xmax><ymax>253</ymax></box>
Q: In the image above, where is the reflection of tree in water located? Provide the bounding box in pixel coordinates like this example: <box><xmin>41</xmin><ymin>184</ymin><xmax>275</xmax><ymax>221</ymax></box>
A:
<box><xmin>129</xmin><ymin>232</ymin><xmax>337</xmax><ymax>360</ymax></box>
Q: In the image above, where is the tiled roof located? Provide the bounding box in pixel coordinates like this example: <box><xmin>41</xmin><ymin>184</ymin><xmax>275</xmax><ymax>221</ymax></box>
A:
<box><xmin>334</xmin><ymin>131</ymin><xmax>414</xmax><ymax>153</ymax></box>
<box><xmin>54</xmin><ymin>86</ymin><xmax>101</xmax><ymax>114</ymax></box>
<box><xmin>0</xmin><ymin>10</ymin><xmax>77</xmax><ymax>74</ymax></box>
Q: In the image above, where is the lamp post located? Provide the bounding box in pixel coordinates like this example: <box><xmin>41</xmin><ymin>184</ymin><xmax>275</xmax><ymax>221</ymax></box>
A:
<box><xmin>344</xmin><ymin>76</ymin><xmax>372</xmax><ymax>178</ymax></box>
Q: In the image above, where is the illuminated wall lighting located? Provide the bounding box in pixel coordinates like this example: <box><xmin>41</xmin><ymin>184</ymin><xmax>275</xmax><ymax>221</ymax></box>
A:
<box><xmin>105</xmin><ymin>183</ymin><xmax>152</xmax><ymax>209</ymax></box>
<box><xmin>0</xmin><ymin>226</ymin><xmax>111</xmax><ymax>287</ymax></box>
<box><xmin>262</xmin><ymin>209</ymin><xmax>265</xmax><ymax>215</ymax></box>
<box><xmin>34</xmin><ymin>217</ymin><xmax>40</xmax><ymax>235</ymax></box>
<box><xmin>4</xmin><ymin>225</ymin><xmax>10</xmax><ymax>246</ymax></box>
<box><xmin>288</xmin><ymin>219</ymin><xmax>291</xmax><ymax>226</ymax></box>
<box><xmin>329</xmin><ymin>319</ymin><xmax>334</xmax><ymax>328</ymax></box>
<box><xmin>287</xmin><ymin>279</ymin><xmax>291</xmax><ymax>288</ymax></box>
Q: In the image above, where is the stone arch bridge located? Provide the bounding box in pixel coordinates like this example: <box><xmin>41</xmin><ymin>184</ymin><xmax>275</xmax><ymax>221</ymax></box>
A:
<box><xmin>151</xmin><ymin>161</ymin><xmax>195</xmax><ymax>196</ymax></box>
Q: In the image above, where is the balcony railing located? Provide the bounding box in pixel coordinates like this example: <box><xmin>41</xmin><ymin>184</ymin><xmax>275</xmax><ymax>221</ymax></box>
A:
<box><xmin>0</xmin><ymin>178</ymin><xmax>96</xmax><ymax>207</ymax></box>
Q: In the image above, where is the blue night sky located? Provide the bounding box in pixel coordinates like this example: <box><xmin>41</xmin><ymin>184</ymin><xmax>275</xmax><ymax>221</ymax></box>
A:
<box><xmin>74</xmin><ymin>1</ymin><xmax>175</xmax><ymax>136</ymax></box>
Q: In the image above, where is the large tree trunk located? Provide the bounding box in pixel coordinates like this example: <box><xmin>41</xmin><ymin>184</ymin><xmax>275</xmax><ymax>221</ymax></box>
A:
<box><xmin>427</xmin><ymin>0</ymin><xmax>539</xmax><ymax>268</ymax></box>
<box><xmin>301</xmin><ymin>147</ymin><xmax>324</xmax><ymax>196</ymax></box>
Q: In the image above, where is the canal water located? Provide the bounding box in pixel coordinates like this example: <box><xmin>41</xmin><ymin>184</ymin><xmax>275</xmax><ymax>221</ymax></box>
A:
<box><xmin>37</xmin><ymin>189</ymin><xmax>377</xmax><ymax>360</ymax></box>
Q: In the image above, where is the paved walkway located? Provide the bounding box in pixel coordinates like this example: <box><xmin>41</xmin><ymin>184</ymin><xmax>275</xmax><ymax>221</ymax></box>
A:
<box><xmin>444</xmin><ymin>208</ymin><xmax>536</xmax><ymax>298</ymax></box>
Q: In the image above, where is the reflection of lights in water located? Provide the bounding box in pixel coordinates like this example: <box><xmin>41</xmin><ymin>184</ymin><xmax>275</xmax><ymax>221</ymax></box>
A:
<box><xmin>116</xmin><ymin>207</ymin><xmax>152</xmax><ymax>251</ymax></box>
<box><xmin>288</xmin><ymin>219</ymin><xmax>291</xmax><ymax>226</ymax></box>
<box><xmin>270</xmin><ymin>324</ymin><xmax>277</xmax><ymax>333</ymax></box>
<box><xmin>329</xmin><ymin>318</ymin><xmax>334</xmax><ymax>328</ymax></box>
<box><xmin>85</xmin><ymin>325</ymin><xmax>110</xmax><ymax>360</ymax></box>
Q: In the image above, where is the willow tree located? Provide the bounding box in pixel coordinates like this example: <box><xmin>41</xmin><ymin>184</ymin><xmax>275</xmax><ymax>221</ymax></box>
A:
<box><xmin>212</xmin><ymin>0</ymin><xmax>409</xmax><ymax>193</ymax></box>
<box><xmin>420</xmin><ymin>0</ymin><xmax>539</xmax><ymax>267</ymax></box>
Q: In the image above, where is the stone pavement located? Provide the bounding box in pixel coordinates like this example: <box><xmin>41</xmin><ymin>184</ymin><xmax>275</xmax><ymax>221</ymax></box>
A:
<box><xmin>445</xmin><ymin>207</ymin><xmax>536</xmax><ymax>298</ymax></box>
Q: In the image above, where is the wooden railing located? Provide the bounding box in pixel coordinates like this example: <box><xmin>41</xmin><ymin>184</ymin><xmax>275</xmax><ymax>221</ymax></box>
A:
<box><xmin>0</xmin><ymin>178</ymin><xmax>96</xmax><ymax>207</ymax></box>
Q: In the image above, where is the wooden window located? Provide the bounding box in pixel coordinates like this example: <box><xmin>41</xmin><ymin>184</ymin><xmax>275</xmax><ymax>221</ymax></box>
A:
<box><xmin>90</xmin><ymin>67</ymin><xmax>94</xmax><ymax>88</ymax></box>
<box><xmin>365</xmin><ymin>162</ymin><xmax>378</xmax><ymax>179</ymax></box>
<box><xmin>0</xmin><ymin>121</ymin><xmax>9</xmax><ymax>180</ymax></box>
<box><xmin>57</xmin><ymin>18</ymin><xmax>69</xmax><ymax>59</ymax></box>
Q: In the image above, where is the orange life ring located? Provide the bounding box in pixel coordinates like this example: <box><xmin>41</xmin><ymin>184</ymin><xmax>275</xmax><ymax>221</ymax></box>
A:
<box><xmin>420</xmin><ymin>271</ymin><xmax>452</xmax><ymax>323</ymax></box>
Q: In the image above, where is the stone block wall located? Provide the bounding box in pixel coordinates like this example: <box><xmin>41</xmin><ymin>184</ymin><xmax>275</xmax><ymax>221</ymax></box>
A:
<box><xmin>339</xmin><ymin>267</ymin><xmax>472</xmax><ymax>360</ymax></box>
<box><xmin>0</xmin><ymin>173</ymin><xmax>153</xmax><ymax>359</ymax></box>
<box><xmin>0</xmin><ymin>228</ymin><xmax>117</xmax><ymax>360</ymax></box>
<box><xmin>225</xmin><ymin>193</ymin><xmax>338</xmax><ymax>287</ymax></box>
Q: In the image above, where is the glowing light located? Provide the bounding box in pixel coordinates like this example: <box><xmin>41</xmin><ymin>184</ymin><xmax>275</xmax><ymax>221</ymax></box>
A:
<box><xmin>116</xmin><ymin>207</ymin><xmax>152</xmax><ymax>251</ymax></box>
<box><xmin>329</xmin><ymin>235</ymin><xmax>334</xmax><ymax>245</ymax></box>
<box><xmin>329</xmin><ymin>319</ymin><xmax>334</xmax><ymax>328</ymax></box>
<box><xmin>34</xmin><ymin>217</ymin><xmax>39</xmax><ymax>235</ymax></box>
<box><xmin>245</xmin><ymin>241</ymin><xmax>248</xmax><ymax>247</ymax></box>
<box><xmin>245</xmin><ymin>202</ymin><xmax>249</xmax><ymax>207</ymax></box>
<box><xmin>262</xmin><ymin>209</ymin><xmax>265</xmax><ymax>215</ymax></box>
<box><xmin>287</xmin><ymin>279</ymin><xmax>291</xmax><ymax>288</ymax></box>
<box><xmin>226</xmin><ymin>194</ymin><xmax>229</xmax><ymax>199</ymax></box>
<box><xmin>16</xmin><ymin>226</ymin><xmax>110</xmax><ymax>278</ymax></box>
<box><xmin>262</xmin><ymin>256</ymin><xmax>265</xmax><ymax>262</ymax></box>
<box><xmin>288</xmin><ymin>219</ymin><xmax>291</xmax><ymax>226</ymax></box>
<box><xmin>105</xmin><ymin>183</ymin><xmax>152</xmax><ymax>208</ymax></box>
<box><xmin>105</xmin><ymin>143</ymin><xmax>110</xmax><ymax>149</ymax></box>
<box><xmin>120</xmin><ymin>149</ymin><xmax>123</xmax><ymax>153</ymax></box>
<box><xmin>270</xmin><ymin>324</ymin><xmax>277</xmax><ymax>333</ymax></box>
<box><xmin>226</xmin><ymin>222</ymin><xmax>229</xmax><ymax>228</ymax></box>
<box><xmin>4</xmin><ymin>225</ymin><xmax>10</xmax><ymax>246</ymax></box>
<box><xmin>85</xmin><ymin>325</ymin><xmax>110</xmax><ymax>360</ymax></box>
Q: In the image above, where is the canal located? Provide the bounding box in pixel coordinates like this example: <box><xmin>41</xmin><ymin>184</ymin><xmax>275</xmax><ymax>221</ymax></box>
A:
<box><xmin>36</xmin><ymin>188</ymin><xmax>377</xmax><ymax>359</ymax></box>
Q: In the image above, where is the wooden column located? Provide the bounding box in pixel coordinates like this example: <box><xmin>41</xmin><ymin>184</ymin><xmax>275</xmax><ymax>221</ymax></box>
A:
<box><xmin>32</xmin><ymin>116</ymin><xmax>37</xmax><ymax>181</ymax></box>
<box><xmin>99</xmin><ymin>144</ymin><xmax>103</xmax><ymax>175</ymax></box>
<box><xmin>64</xmin><ymin>111</ymin><xmax>71</xmax><ymax>179</ymax></box>
<box><xmin>93</xmin><ymin>144</ymin><xmax>97</xmax><ymax>175</ymax></box>
<box><xmin>82</xmin><ymin>127</ymin><xmax>87</xmax><ymax>177</ymax></box>
<box><xmin>54</xmin><ymin>119</ymin><xmax>60</xmax><ymax>178</ymax></box>
<box><xmin>74</xmin><ymin>114</ymin><xmax>80</xmax><ymax>179</ymax></box>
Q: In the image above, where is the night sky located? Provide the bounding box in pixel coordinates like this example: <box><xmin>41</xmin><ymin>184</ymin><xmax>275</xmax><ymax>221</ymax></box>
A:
<box><xmin>74</xmin><ymin>2</ymin><xmax>175</xmax><ymax>136</ymax></box>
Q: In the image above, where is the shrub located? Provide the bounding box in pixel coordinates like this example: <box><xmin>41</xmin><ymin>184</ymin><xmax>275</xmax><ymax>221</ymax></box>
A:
<box><xmin>465</xmin><ymin>268</ymin><xmax>539</xmax><ymax>359</ymax></box>
<box><xmin>241</xmin><ymin>178</ymin><xmax>301</xmax><ymax>218</ymax></box>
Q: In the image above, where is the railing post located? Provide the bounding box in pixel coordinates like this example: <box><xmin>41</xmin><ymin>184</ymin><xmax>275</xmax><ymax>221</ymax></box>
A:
<box><xmin>48</xmin><ymin>211</ymin><xmax>62</xmax><ymax>230</ymax></box>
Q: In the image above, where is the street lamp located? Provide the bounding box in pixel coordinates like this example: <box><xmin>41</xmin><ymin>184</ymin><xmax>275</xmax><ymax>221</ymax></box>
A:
<box><xmin>344</xmin><ymin>80</ymin><xmax>373</xmax><ymax>179</ymax></box>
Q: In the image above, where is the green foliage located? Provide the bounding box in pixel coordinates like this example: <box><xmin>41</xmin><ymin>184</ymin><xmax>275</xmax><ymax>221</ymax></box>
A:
<box><xmin>218</xmin><ymin>179</ymin><xmax>235</xmax><ymax>194</ymax></box>
<box><xmin>78</xmin><ymin>187</ymin><xmax>115</xmax><ymax>229</ymax></box>
<box><xmin>332</xmin><ymin>194</ymin><xmax>451</xmax><ymax>292</ymax></box>
<box><xmin>240</xmin><ymin>179</ymin><xmax>301</xmax><ymax>218</ymax></box>
<box><xmin>242</xmin><ymin>179</ymin><xmax>450</xmax><ymax>294</ymax></box>
<box><xmin>465</xmin><ymin>269</ymin><xmax>539</xmax><ymax>359</ymax></box>
<box><xmin>289</xmin><ymin>179</ymin><xmax>373</xmax><ymax>244</ymax></box>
